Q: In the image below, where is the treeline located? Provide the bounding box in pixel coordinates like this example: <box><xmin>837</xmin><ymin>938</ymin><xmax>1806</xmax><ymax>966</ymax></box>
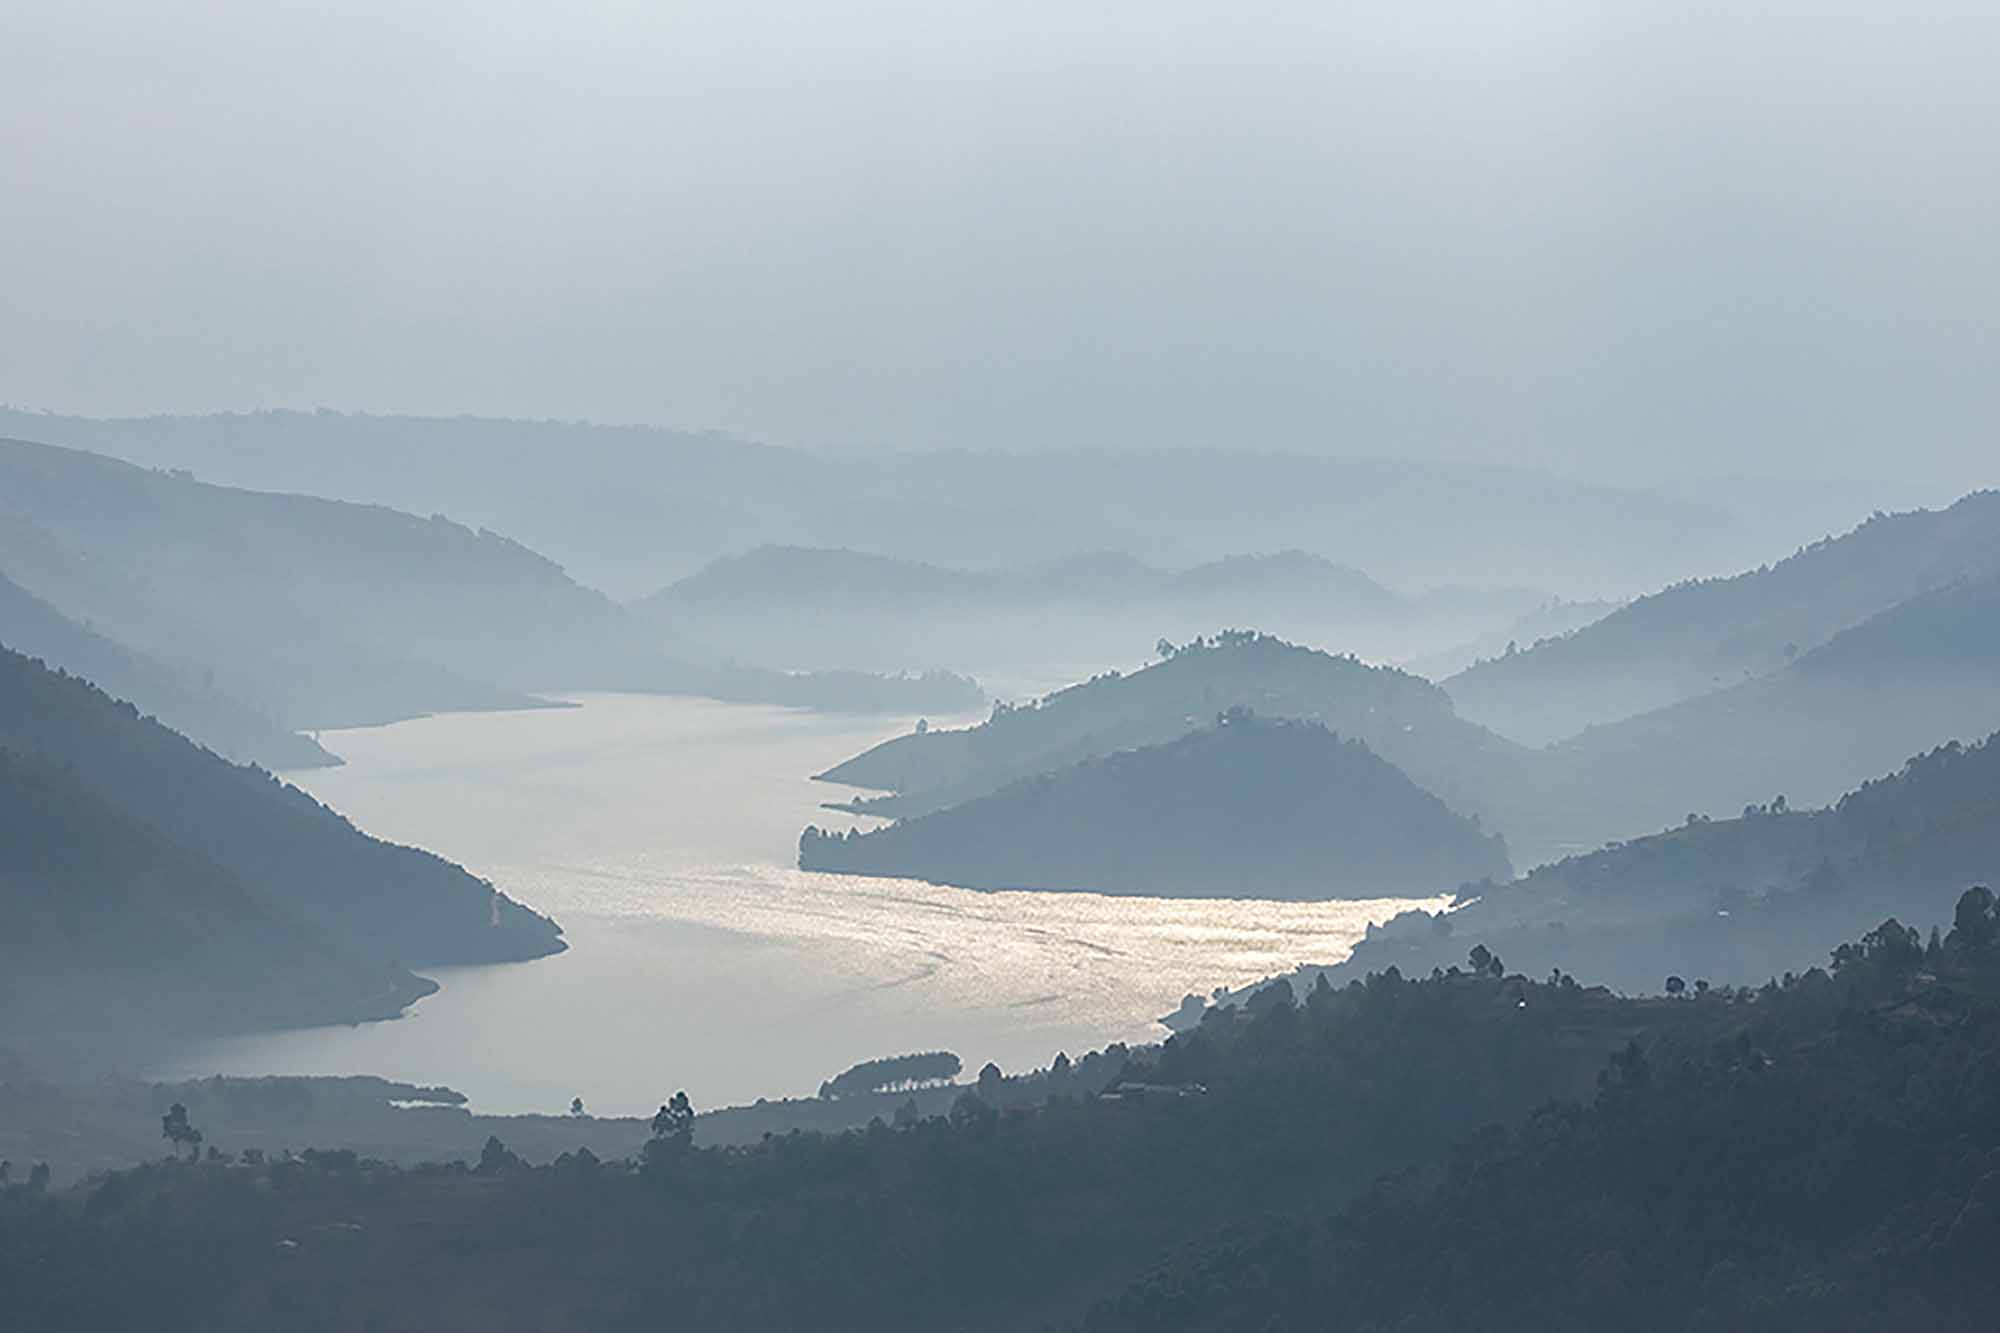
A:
<box><xmin>1086</xmin><ymin>891</ymin><xmax>2000</xmax><ymax>1330</ymax></box>
<box><xmin>819</xmin><ymin>1052</ymin><xmax>962</xmax><ymax>1099</ymax></box>
<box><xmin>43</xmin><ymin>887</ymin><xmax>2000</xmax><ymax>1327</ymax></box>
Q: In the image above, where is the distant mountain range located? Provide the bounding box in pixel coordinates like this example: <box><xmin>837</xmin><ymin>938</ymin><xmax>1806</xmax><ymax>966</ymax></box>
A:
<box><xmin>0</xmin><ymin>407</ymin><xmax>1932</xmax><ymax>601</ymax></box>
<box><xmin>638</xmin><ymin>546</ymin><xmax>1486</xmax><ymax>676</ymax></box>
<box><xmin>647</xmin><ymin>545</ymin><xmax>1404</xmax><ymax>617</ymax></box>
<box><xmin>1446</xmin><ymin>491</ymin><xmax>2000</xmax><ymax>745</ymax></box>
<box><xmin>815</xmin><ymin>553</ymin><xmax>2000</xmax><ymax>877</ymax></box>
<box><xmin>0</xmin><ymin>436</ymin><xmax>980</xmax><ymax>731</ymax></box>
<box><xmin>803</xmin><ymin>713</ymin><xmax>1510</xmax><ymax>899</ymax></box>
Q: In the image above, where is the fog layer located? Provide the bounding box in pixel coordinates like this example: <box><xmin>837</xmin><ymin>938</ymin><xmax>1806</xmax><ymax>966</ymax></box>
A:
<box><xmin>4</xmin><ymin>2</ymin><xmax>1996</xmax><ymax>488</ymax></box>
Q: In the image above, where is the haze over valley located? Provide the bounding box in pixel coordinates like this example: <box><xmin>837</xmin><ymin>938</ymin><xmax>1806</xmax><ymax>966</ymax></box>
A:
<box><xmin>6</xmin><ymin>3</ymin><xmax>2000</xmax><ymax>1328</ymax></box>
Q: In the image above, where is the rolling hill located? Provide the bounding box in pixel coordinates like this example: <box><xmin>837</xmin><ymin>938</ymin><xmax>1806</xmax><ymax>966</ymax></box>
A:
<box><xmin>0</xmin><ymin>571</ymin><xmax>336</xmax><ymax>769</ymax></box>
<box><xmin>802</xmin><ymin>713</ymin><xmax>1509</xmax><ymax>899</ymax></box>
<box><xmin>815</xmin><ymin>631</ymin><xmax>1531</xmax><ymax>833</ymax></box>
<box><xmin>0</xmin><ymin>747</ymin><xmax>433</xmax><ymax>1049</ymax></box>
<box><xmin>1445</xmin><ymin>491</ymin><xmax>2000</xmax><ymax>744</ymax></box>
<box><xmin>0</xmin><ymin>436</ymin><xmax>980</xmax><ymax>725</ymax></box>
<box><xmin>1232</xmin><ymin>727</ymin><xmax>2000</xmax><ymax>1005</ymax></box>
<box><xmin>2</xmin><ymin>406</ymin><xmax>1895</xmax><ymax>601</ymax></box>
<box><xmin>1536</xmin><ymin>572</ymin><xmax>2000</xmax><ymax>846</ymax></box>
<box><xmin>0</xmin><ymin>644</ymin><xmax>564</xmax><ymax>969</ymax></box>
<box><xmin>637</xmin><ymin>546</ymin><xmax>1463</xmax><ymax>677</ymax></box>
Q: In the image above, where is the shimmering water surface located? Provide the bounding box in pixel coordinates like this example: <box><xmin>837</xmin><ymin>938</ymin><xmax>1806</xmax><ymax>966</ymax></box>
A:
<box><xmin>158</xmin><ymin>694</ymin><xmax>1442</xmax><ymax>1114</ymax></box>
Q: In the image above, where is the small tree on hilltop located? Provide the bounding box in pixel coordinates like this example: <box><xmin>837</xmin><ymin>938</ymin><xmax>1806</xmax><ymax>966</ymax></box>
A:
<box><xmin>478</xmin><ymin>1135</ymin><xmax>522</xmax><ymax>1174</ymax></box>
<box><xmin>645</xmin><ymin>1091</ymin><xmax>695</xmax><ymax>1166</ymax></box>
<box><xmin>161</xmin><ymin>1103</ymin><xmax>204</xmax><ymax>1160</ymax></box>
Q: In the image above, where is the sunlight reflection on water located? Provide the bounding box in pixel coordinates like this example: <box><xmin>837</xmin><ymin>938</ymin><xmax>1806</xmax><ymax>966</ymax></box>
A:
<box><xmin>154</xmin><ymin>694</ymin><xmax>1444</xmax><ymax>1114</ymax></box>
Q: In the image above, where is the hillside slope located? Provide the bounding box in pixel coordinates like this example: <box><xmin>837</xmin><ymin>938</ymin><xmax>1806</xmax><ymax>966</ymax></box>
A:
<box><xmin>0</xmin><ymin>749</ymin><xmax>431</xmax><ymax>1047</ymax></box>
<box><xmin>0</xmin><ymin>436</ymin><xmax>980</xmax><ymax>724</ymax></box>
<box><xmin>816</xmin><ymin>632</ymin><xmax>1530</xmax><ymax>832</ymax></box>
<box><xmin>1274</xmin><ymin>729</ymin><xmax>2000</xmax><ymax>1001</ymax></box>
<box><xmin>0</xmin><ymin>645</ymin><xmax>563</xmax><ymax>966</ymax></box>
<box><xmin>1446</xmin><ymin>491</ymin><xmax>2000</xmax><ymax>743</ymax></box>
<box><xmin>0</xmin><ymin>572</ymin><xmax>335</xmax><ymax>769</ymax></box>
<box><xmin>638</xmin><ymin>546</ymin><xmax>1467</xmax><ymax>678</ymax></box>
<box><xmin>803</xmin><ymin>714</ymin><xmax>1510</xmax><ymax>898</ymax></box>
<box><xmin>1538</xmin><ymin>573</ymin><xmax>2000</xmax><ymax>843</ymax></box>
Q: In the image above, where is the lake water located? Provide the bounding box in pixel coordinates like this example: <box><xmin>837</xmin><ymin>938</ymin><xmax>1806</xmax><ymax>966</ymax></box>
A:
<box><xmin>157</xmin><ymin>694</ymin><xmax>1442</xmax><ymax>1115</ymax></box>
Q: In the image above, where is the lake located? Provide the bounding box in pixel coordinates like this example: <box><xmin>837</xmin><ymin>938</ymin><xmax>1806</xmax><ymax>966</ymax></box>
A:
<box><xmin>157</xmin><ymin>694</ymin><xmax>1442</xmax><ymax>1115</ymax></box>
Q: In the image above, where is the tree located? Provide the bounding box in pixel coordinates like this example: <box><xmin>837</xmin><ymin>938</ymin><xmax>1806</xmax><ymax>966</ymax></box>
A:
<box><xmin>161</xmin><ymin>1103</ymin><xmax>203</xmax><ymax>1160</ymax></box>
<box><xmin>477</xmin><ymin>1135</ymin><xmax>521</xmax><ymax>1174</ymax></box>
<box><xmin>950</xmin><ymin>1090</ymin><xmax>997</xmax><ymax>1129</ymax></box>
<box><xmin>646</xmin><ymin>1091</ymin><xmax>696</xmax><ymax>1165</ymax></box>
<box><xmin>1953</xmin><ymin>885</ymin><xmax>1998</xmax><ymax>950</ymax></box>
<box><xmin>27</xmin><ymin>1162</ymin><xmax>49</xmax><ymax>1193</ymax></box>
<box><xmin>1665</xmin><ymin>976</ymin><xmax>1686</xmax><ymax>997</ymax></box>
<box><xmin>977</xmin><ymin>1062</ymin><xmax>1004</xmax><ymax>1102</ymax></box>
<box><xmin>570</xmin><ymin>1096</ymin><xmax>586</xmax><ymax>1117</ymax></box>
<box><xmin>1468</xmin><ymin>945</ymin><xmax>1493</xmax><ymax>975</ymax></box>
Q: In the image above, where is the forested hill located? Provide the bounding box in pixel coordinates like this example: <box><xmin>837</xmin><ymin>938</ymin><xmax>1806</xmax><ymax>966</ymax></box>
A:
<box><xmin>0</xmin><ymin>571</ymin><xmax>335</xmax><ymax>770</ymax></box>
<box><xmin>1445</xmin><ymin>490</ymin><xmax>2000</xmax><ymax>745</ymax></box>
<box><xmin>0</xmin><ymin>747</ymin><xmax>432</xmax><ymax>1050</ymax></box>
<box><xmin>802</xmin><ymin>714</ymin><xmax>1510</xmax><ymax>898</ymax></box>
<box><xmin>0</xmin><ymin>435</ymin><xmax>626</xmax><ymax>728</ymax></box>
<box><xmin>1087</xmin><ymin>896</ymin><xmax>2000</xmax><ymax>1331</ymax></box>
<box><xmin>815</xmin><ymin>632</ymin><xmax>1529</xmax><ymax>829</ymax></box>
<box><xmin>0</xmin><ymin>436</ymin><xmax>981</xmax><ymax>725</ymax></box>
<box><xmin>1285</xmin><ymin>729</ymin><xmax>2000</xmax><ymax>1001</ymax></box>
<box><xmin>1535</xmin><ymin>572</ymin><xmax>2000</xmax><ymax>843</ymax></box>
<box><xmin>0</xmin><ymin>644</ymin><xmax>563</xmax><ymax>969</ymax></box>
<box><xmin>10</xmin><ymin>901</ymin><xmax>2000</xmax><ymax>1330</ymax></box>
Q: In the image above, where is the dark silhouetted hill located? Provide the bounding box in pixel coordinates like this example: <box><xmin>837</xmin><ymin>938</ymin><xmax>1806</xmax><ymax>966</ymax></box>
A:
<box><xmin>803</xmin><ymin>713</ymin><xmax>1509</xmax><ymax>898</ymax></box>
<box><xmin>0</xmin><ymin>748</ymin><xmax>432</xmax><ymax>1049</ymax></box>
<box><xmin>1446</xmin><ymin>491</ymin><xmax>2000</xmax><ymax>744</ymax></box>
<box><xmin>816</xmin><ymin>632</ymin><xmax>1531</xmax><ymax>833</ymax></box>
<box><xmin>0</xmin><ymin>571</ymin><xmax>336</xmax><ymax>769</ymax></box>
<box><xmin>0</xmin><ymin>645</ymin><xmax>564</xmax><ymax>972</ymax></box>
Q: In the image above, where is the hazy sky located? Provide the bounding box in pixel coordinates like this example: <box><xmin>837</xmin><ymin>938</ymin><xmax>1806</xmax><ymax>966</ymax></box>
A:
<box><xmin>4</xmin><ymin>2</ymin><xmax>1996</xmax><ymax>487</ymax></box>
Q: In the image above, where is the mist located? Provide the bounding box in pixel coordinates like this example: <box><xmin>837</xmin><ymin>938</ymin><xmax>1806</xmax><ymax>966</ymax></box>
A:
<box><xmin>11</xmin><ymin>6</ymin><xmax>2000</xmax><ymax>1330</ymax></box>
<box><xmin>5</xmin><ymin>1</ymin><xmax>1998</xmax><ymax>489</ymax></box>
